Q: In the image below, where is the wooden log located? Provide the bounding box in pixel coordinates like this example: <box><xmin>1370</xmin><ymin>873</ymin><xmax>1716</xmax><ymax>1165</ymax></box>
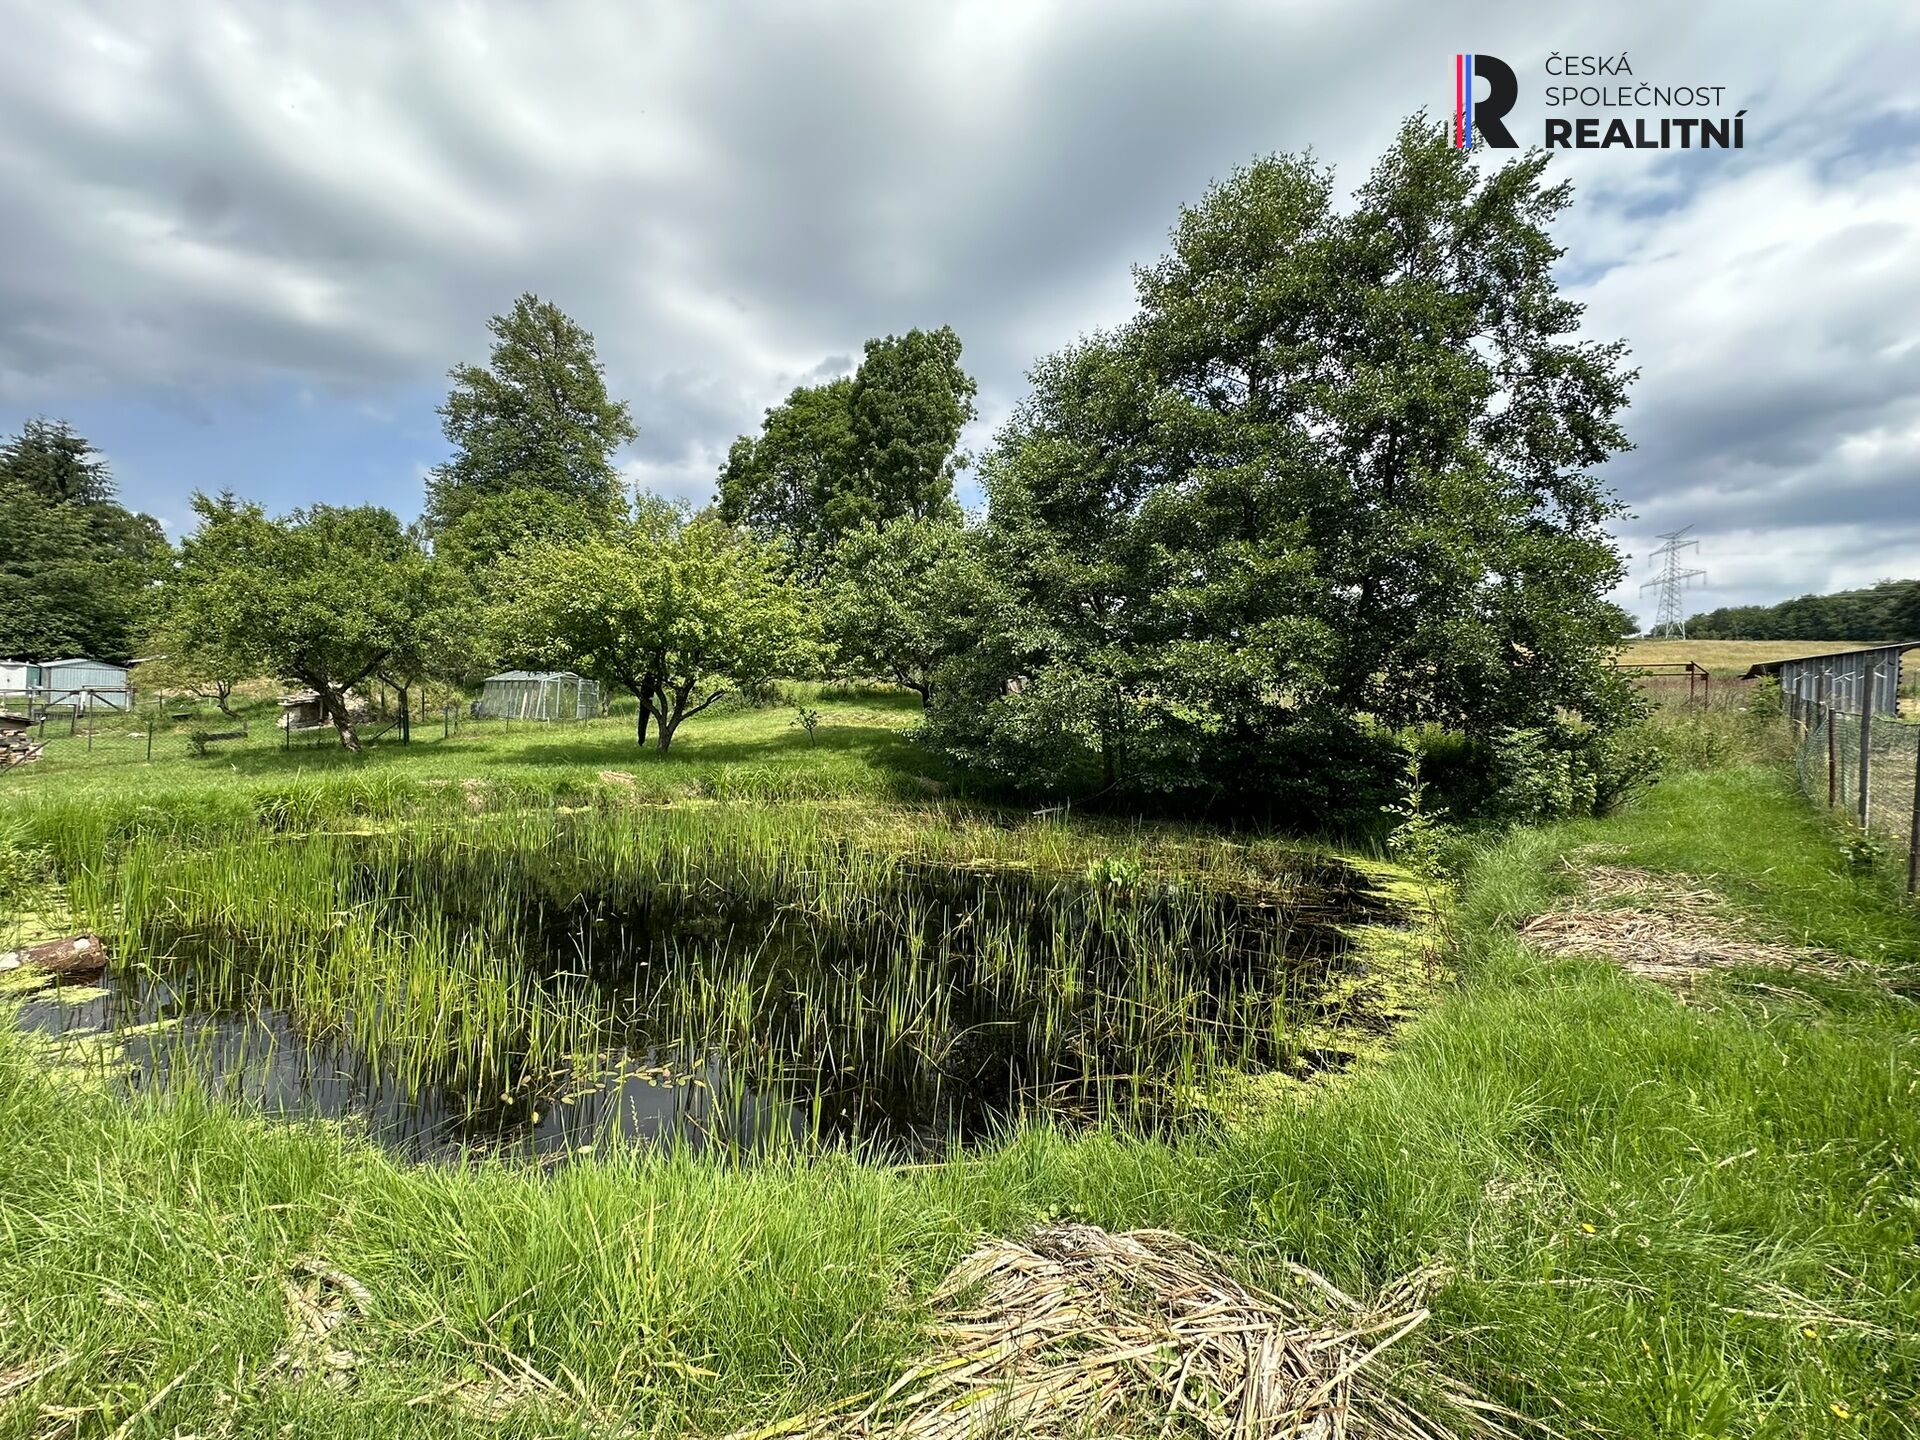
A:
<box><xmin>0</xmin><ymin>933</ymin><xmax>108</xmax><ymax>978</ymax></box>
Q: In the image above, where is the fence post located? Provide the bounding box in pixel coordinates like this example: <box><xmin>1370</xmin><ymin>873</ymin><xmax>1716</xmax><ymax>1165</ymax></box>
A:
<box><xmin>146</xmin><ymin>716</ymin><xmax>153</xmax><ymax>762</ymax></box>
<box><xmin>1827</xmin><ymin>703</ymin><xmax>1838</xmax><ymax>807</ymax></box>
<box><xmin>1858</xmin><ymin>701</ymin><xmax>1873</xmax><ymax>829</ymax></box>
<box><xmin>87</xmin><ymin>705</ymin><xmax>94</xmax><ymax>751</ymax></box>
<box><xmin>1909</xmin><ymin>734</ymin><xmax>1920</xmax><ymax>896</ymax></box>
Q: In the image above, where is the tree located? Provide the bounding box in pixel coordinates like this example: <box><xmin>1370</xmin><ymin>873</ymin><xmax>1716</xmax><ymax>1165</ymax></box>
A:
<box><xmin>132</xmin><ymin>617</ymin><xmax>248</xmax><ymax>717</ymax></box>
<box><xmin>3</xmin><ymin>417</ymin><xmax>116</xmax><ymax>504</ymax></box>
<box><xmin>1686</xmin><ymin>579</ymin><xmax>1920</xmax><ymax>641</ymax></box>
<box><xmin>717</xmin><ymin>327</ymin><xmax>975</xmax><ymax>571</ymax></box>
<box><xmin>716</xmin><ymin>378</ymin><xmax>855</xmax><ymax>572</ymax></box>
<box><xmin>498</xmin><ymin>506</ymin><xmax>819</xmax><ymax>750</ymax></box>
<box><xmin>0</xmin><ymin>419</ymin><xmax>170</xmax><ymax>663</ymax></box>
<box><xmin>842</xmin><ymin>326</ymin><xmax>977</xmax><ymax>530</ymax></box>
<box><xmin>372</xmin><ymin>562</ymin><xmax>474</xmax><ymax>743</ymax></box>
<box><xmin>167</xmin><ymin>495</ymin><xmax>443</xmax><ymax>750</ymax></box>
<box><xmin>824</xmin><ymin>515</ymin><xmax>995</xmax><ymax>705</ymax></box>
<box><xmin>427</xmin><ymin>486</ymin><xmax>612</xmax><ymax>582</ymax></box>
<box><xmin>1596</xmin><ymin>602</ymin><xmax>1641</xmax><ymax>642</ymax></box>
<box><xmin>423</xmin><ymin>294</ymin><xmax>638</xmax><ymax>558</ymax></box>
<box><xmin>927</xmin><ymin>120</ymin><xmax>1638</xmax><ymax>822</ymax></box>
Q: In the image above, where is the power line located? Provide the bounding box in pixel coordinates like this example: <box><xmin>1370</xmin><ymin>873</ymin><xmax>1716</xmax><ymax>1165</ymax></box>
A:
<box><xmin>1639</xmin><ymin>527</ymin><xmax>1707</xmax><ymax>639</ymax></box>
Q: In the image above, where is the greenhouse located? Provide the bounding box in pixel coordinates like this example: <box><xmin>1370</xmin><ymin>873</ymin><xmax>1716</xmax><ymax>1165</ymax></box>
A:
<box><xmin>476</xmin><ymin>670</ymin><xmax>600</xmax><ymax>721</ymax></box>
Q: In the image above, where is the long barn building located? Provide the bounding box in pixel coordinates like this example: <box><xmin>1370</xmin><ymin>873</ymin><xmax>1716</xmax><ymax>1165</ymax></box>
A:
<box><xmin>1743</xmin><ymin>643</ymin><xmax>1917</xmax><ymax>715</ymax></box>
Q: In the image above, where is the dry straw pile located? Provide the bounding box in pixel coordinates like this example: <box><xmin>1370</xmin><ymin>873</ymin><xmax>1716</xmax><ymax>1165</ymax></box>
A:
<box><xmin>739</xmin><ymin>1224</ymin><xmax>1523</xmax><ymax>1440</ymax></box>
<box><xmin>1519</xmin><ymin>864</ymin><xmax>1866</xmax><ymax>990</ymax></box>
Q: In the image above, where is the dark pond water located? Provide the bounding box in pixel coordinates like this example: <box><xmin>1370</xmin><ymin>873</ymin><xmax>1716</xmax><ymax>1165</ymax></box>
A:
<box><xmin>21</xmin><ymin>984</ymin><xmax>809</xmax><ymax>1164</ymax></box>
<box><xmin>17</xmin><ymin>850</ymin><xmax>1400</xmax><ymax>1165</ymax></box>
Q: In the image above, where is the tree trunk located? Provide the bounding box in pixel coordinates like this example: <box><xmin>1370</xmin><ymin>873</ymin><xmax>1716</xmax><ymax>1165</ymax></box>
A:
<box><xmin>395</xmin><ymin>684</ymin><xmax>411</xmax><ymax>744</ymax></box>
<box><xmin>318</xmin><ymin>685</ymin><xmax>362</xmax><ymax>752</ymax></box>
<box><xmin>215</xmin><ymin>680</ymin><xmax>238</xmax><ymax>719</ymax></box>
<box><xmin>895</xmin><ymin>667</ymin><xmax>932</xmax><ymax>707</ymax></box>
<box><xmin>652</xmin><ymin>679</ymin><xmax>728</xmax><ymax>753</ymax></box>
<box><xmin>652</xmin><ymin>680</ymin><xmax>685</xmax><ymax>753</ymax></box>
<box><xmin>632</xmin><ymin>679</ymin><xmax>655</xmax><ymax>746</ymax></box>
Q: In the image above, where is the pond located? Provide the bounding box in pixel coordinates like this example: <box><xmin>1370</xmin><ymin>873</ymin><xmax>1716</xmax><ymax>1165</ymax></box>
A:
<box><xmin>18</xmin><ymin>822</ymin><xmax>1404</xmax><ymax>1163</ymax></box>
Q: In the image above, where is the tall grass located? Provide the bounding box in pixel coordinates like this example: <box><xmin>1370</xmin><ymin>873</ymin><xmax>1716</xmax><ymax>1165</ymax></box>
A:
<box><xmin>3</xmin><ymin>704</ymin><xmax>1917</xmax><ymax>1435</ymax></box>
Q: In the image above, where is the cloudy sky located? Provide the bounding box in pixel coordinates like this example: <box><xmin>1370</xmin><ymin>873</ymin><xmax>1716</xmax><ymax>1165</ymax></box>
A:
<box><xmin>3</xmin><ymin>1</ymin><xmax>1917</xmax><ymax>620</ymax></box>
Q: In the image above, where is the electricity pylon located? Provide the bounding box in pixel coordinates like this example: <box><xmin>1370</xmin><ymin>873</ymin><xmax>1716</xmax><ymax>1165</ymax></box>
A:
<box><xmin>1639</xmin><ymin>527</ymin><xmax>1706</xmax><ymax>639</ymax></box>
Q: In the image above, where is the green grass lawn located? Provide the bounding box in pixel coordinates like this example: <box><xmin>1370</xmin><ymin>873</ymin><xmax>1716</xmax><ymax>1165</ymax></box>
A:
<box><xmin>1</xmin><ymin>709</ymin><xmax>1917</xmax><ymax>1437</ymax></box>
<box><xmin>3</xmin><ymin>686</ymin><xmax>934</xmax><ymax>807</ymax></box>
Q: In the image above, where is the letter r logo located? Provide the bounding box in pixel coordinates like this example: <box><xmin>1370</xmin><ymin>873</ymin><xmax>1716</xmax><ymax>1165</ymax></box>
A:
<box><xmin>1453</xmin><ymin>54</ymin><xmax>1519</xmax><ymax>148</ymax></box>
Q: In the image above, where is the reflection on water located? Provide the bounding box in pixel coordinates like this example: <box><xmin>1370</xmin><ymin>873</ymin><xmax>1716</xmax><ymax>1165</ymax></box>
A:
<box><xmin>22</xmin><ymin>986</ymin><xmax>806</xmax><ymax>1163</ymax></box>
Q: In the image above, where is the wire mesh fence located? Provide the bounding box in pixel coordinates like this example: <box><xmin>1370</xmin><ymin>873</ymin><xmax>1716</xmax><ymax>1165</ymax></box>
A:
<box><xmin>1</xmin><ymin>694</ymin><xmax>623</xmax><ymax>776</ymax></box>
<box><xmin>1</xmin><ymin>703</ymin><xmax>382</xmax><ymax>773</ymax></box>
<box><xmin>1795</xmin><ymin>706</ymin><xmax>1920</xmax><ymax>894</ymax></box>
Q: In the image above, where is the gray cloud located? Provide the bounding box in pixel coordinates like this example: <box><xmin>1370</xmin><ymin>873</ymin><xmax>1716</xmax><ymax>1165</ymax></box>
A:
<box><xmin>1</xmin><ymin>1</ymin><xmax>1917</xmax><ymax>611</ymax></box>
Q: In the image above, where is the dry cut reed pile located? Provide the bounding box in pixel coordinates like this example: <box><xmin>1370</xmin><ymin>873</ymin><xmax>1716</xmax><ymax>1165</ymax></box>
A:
<box><xmin>738</xmin><ymin>1225</ymin><xmax>1522</xmax><ymax>1440</ymax></box>
<box><xmin>1519</xmin><ymin>862</ymin><xmax>1865</xmax><ymax>990</ymax></box>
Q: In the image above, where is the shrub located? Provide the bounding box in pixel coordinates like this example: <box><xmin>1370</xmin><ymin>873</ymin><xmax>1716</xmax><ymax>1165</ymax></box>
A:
<box><xmin>1380</xmin><ymin>751</ymin><xmax>1458</xmax><ymax>878</ymax></box>
<box><xmin>1482</xmin><ymin>719</ymin><xmax>1663</xmax><ymax>826</ymax></box>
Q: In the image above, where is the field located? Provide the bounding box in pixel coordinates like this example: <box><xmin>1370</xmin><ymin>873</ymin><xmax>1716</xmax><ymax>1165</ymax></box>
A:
<box><xmin>1617</xmin><ymin>637</ymin><xmax>1879</xmax><ymax>675</ymax></box>
<box><xmin>3</xmin><ymin>691</ymin><xmax>1918</xmax><ymax>1436</ymax></box>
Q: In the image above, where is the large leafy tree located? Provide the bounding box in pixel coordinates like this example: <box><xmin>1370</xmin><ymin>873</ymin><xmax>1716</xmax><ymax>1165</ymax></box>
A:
<box><xmin>423</xmin><ymin>294</ymin><xmax>638</xmax><ymax>562</ymax></box>
<box><xmin>498</xmin><ymin>505</ymin><xmax>819</xmax><ymax>750</ymax></box>
<box><xmin>167</xmin><ymin>496</ymin><xmax>446</xmax><ymax>750</ymax></box>
<box><xmin>0</xmin><ymin>419</ymin><xmax>169</xmax><ymax>663</ymax></box>
<box><xmin>133</xmin><ymin>611</ymin><xmax>249</xmax><ymax>717</ymax></box>
<box><xmin>929</xmin><ymin>120</ymin><xmax>1637</xmax><ymax>818</ymax></box>
<box><xmin>717</xmin><ymin>327</ymin><xmax>975</xmax><ymax>572</ymax></box>
<box><xmin>825</xmin><ymin>516</ymin><xmax>996</xmax><ymax>705</ymax></box>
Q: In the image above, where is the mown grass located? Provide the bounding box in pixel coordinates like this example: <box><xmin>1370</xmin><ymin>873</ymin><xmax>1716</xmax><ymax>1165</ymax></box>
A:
<box><xmin>2</xmin><ymin>720</ymin><xmax>1918</xmax><ymax>1436</ymax></box>
<box><xmin>1</xmin><ymin>685</ymin><xmax>933</xmax><ymax>806</ymax></box>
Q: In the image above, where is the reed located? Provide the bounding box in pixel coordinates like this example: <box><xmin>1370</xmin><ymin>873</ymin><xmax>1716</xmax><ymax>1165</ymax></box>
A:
<box><xmin>56</xmin><ymin>804</ymin><xmax>1394</xmax><ymax>1160</ymax></box>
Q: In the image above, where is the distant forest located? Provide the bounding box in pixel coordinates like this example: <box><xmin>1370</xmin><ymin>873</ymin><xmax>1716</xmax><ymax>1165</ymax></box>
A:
<box><xmin>1685</xmin><ymin>579</ymin><xmax>1920</xmax><ymax>640</ymax></box>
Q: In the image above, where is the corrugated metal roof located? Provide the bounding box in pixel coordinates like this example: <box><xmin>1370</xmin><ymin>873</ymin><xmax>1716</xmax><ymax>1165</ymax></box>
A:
<box><xmin>1746</xmin><ymin>641</ymin><xmax>1917</xmax><ymax>715</ymax></box>
<box><xmin>483</xmin><ymin>670</ymin><xmax>583</xmax><ymax>682</ymax></box>
<box><xmin>1741</xmin><ymin>642</ymin><xmax>1919</xmax><ymax>678</ymax></box>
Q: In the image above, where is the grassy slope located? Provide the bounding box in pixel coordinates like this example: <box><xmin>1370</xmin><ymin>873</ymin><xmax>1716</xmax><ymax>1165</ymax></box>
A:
<box><xmin>2</xmin><ymin>734</ymin><xmax>1918</xmax><ymax>1435</ymax></box>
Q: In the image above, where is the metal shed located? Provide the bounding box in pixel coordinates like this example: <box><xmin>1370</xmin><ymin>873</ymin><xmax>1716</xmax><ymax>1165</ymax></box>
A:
<box><xmin>476</xmin><ymin>670</ymin><xmax>600</xmax><ymax>721</ymax></box>
<box><xmin>0</xmin><ymin>662</ymin><xmax>41</xmax><ymax>712</ymax></box>
<box><xmin>38</xmin><ymin>657</ymin><xmax>132</xmax><ymax>711</ymax></box>
<box><xmin>1743</xmin><ymin>643</ymin><xmax>1917</xmax><ymax>717</ymax></box>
